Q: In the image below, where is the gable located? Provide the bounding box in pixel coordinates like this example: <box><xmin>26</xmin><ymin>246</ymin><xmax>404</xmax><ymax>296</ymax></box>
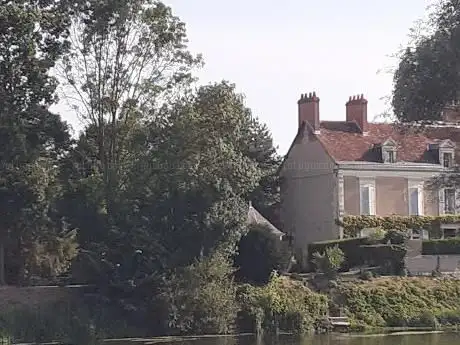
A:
<box><xmin>279</xmin><ymin>124</ymin><xmax>335</xmax><ymax>178</ymax></box>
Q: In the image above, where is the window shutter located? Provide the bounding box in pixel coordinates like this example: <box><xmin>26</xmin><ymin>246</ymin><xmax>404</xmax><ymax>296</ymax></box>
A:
<box><xmin>454</xmin><ymin>189</ymin><xmax>460</xmax><ymax>214</ymax></box>
<box><xmin>369</xmin><ymin>184</ymin><xmax>376</xmax><ymax>215</ymax></box>
<box><xmin>418</xmin><ymin>187</ymin><xmax>424</xmax><ymax>216</ymax></box>
<box><xmin>439</xmin><ymin>189</ymin><xmax>445</xmax><ymax>215</ymax></box>
<box><xmin>360</xmin><ymin>186</ymin><xmax>370</xmax><ymax>215</ymax></box>
<box><xmin>409</xmin><ymin>187</ymin><xmax>418</xmax><ymax>215</ymax></box>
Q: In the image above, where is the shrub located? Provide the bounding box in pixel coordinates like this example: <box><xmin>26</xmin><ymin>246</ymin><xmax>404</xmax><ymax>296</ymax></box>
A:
<box><xmin>408</xmin><ymin>311</ymin><xmax>439</xmax><ymax>328</ymax></box>
<box><xmin>237</xmin><ymin>273</ymin><xmax>328</xmax><ymax>334</ymax></box>
<box><xmin>160</xmin><ymin>252</ymin><xmax>239</xmax><ymax>335</ymax></box>
<box><xmin>360</xmin><ymin>244</ymin><xmax>406</xmax><ymax>275</ymax></box>
<box><xmin>422</xmin><ymin>238</ymin><xmax>460</xmax><ymax>255</ymax></box>
<box><xmin>335</xmin><ymin>277</ymin><xmax>460</xmax><ymax>328</ymax></box>
<box><xmin>312</xmin><ymin>245</ymin><xmax>345</xmax><ymax>279</ymax></box>
<box><xmin>308</xmin><ymin>237</ymin><xmax>371</xmax><ymax>270</ymax></box>
<box><xmin>359</xmin><ymin>270</ymin><xmax>373</xmax><ymax>281</ymax></box>
<box><xmin>235</xmin><ymin>224</ymin><xmax>291</xmax><ymax>284</ymax></box>
<box><xmin>436</xmin><ymin>309</ymin><xmax>460</xmax><ymax>325</ymax></box>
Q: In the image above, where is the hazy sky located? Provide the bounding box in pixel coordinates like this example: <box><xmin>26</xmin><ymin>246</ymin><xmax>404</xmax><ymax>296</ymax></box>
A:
<box><xmin>54</xmin><ymin>0</ymin><xmax>435</xmax><ymax>154</ymax></box>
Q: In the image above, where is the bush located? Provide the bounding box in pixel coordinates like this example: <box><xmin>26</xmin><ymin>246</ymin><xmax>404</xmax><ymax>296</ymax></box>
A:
<box><xmin>335</xmin><ymin>277</ymin><xmax>460</xmax><ymax>328</ymax></box>
<box><xmin>312</xmin><ymin>245</ymin><xmax>345</xmax><ymax>279</ymax></box>
<box><xmin>159</xmin><ymin>251</ymin><xmax>239</xmax><ymax>335</ymax></box>
<box><xmin>422</xmin><ymin>238</ymin><xmax>460</xmax><ymax>255</ymax></box>
<box><xmin>308</xmin><ymin>237</ymin><xmax>371</xmax><ymax>270</ymax></box>
<box><xmin>360</xmin><ymin>244</ymin><xmax>406</xmax><ymax>275</ymax></box>
<box><xmin>436</xmin><ymin>309</ymin><xmax>460</xmax><ymax>325</ymax></box>
<box><xmin>235</xmin><ymin>224</ymin><xmax>291</xmax><ymax>284</ymax></box>
<box><xmin>237</xmin><ymin>273</ymin><xmax>328</xmax><ymax>334</ymax></box>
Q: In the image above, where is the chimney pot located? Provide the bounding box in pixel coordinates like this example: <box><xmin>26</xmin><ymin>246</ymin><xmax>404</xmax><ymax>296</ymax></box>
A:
<box><xmin>346</xmin><ymin>94</ymin><xmax>368</xmax><ymax>134</ymax></box>
<box><xmin>298</xmin><ymin>91</ymin><xmax>320</xmax><ymax>132</ymax></box>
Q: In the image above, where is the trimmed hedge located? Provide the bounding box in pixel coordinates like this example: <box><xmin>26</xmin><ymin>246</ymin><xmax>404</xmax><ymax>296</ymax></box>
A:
<box><xmin>308</xmin><ymin>235</ymin><xmax>406</xmax><ymax>274</ymax></box>
<box><xmin>360</xmin><ymin>244</ymin><xmax>406</xmax><ymax>275</ymax></box>
<box><xmin>422</xmin><ymin>238</ymin><xmax>460</xmax><ymax>255</ymax></box>
<box><xmin>308</xmin><ymin>238</ymin><xmax>371</xmax><ymax>270</ymax></box>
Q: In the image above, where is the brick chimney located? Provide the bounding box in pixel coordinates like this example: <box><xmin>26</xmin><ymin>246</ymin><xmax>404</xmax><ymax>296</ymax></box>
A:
<box><xmin>346</xmin><ymin>94</ymin><xmax>368</xmax><ymax>134</ymax></box>
<box><xmin>442</xmin><ymin>100</ymin><xmax>460</xmax><ymax>123</ymax></box>
<box><xmin>298</xmin><ymin>92</ymin><xmax>320</xmax><ymax>133</ymax></box>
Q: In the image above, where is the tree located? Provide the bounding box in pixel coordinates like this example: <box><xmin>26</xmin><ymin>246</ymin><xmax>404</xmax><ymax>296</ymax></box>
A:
<box><xmin>59</xmin><ymin>0</ymin><xmax>202</xmax><ymax>218</ymax></box>
<box><xmin>0</xmin><ymin>1</ymin><xmax>76</xmax><ymax>284</ymax></box>
<box><xmin>158</xmin><ymin>251</ymin><xmax>238</xmax><ymax>335</ymax></box>
<box><xmin>392</xmin><ymin>0</ymin><xmax>460</xmax><ymax>122</ymax></box>
<box><xmin>64</xmin><ymin>81</ymin><xmax>280</xmax><ymax>289</ymax></box>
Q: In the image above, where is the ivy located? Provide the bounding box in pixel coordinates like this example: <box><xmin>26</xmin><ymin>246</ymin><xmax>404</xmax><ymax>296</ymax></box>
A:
<box><xmin>337</xmin><ymin>215</ymin><xmax>460</xmax><ymax>237</ymax></box>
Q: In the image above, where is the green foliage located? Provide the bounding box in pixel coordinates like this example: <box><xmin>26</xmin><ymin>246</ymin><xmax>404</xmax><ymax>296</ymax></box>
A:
<box><xmin>159</xmin><ymin>252</ymin><xmax>238</xmax><ymax>335</ymax></box>
<box><xmin>0</xmin><ymin>0</ymin><xmax>75</xmax><ymax>284</ymax></box>
<box><xmin>392</xmin><ymin>0</ymin><xmax>460</xmax><ymax>122</ymax></box>
<box><xmin>335</xmin><ymin>277</ymin><xmax>460</xmax><ymax>328</ymax></box>
<box><xmin>422</xmin><ymin>238</ymin><xmax>460</xmax><ymax>255</ymax></box>
<box><xmin>0</xmin><ymin>0</ymin><xmax>285</xmax><ymax>338</ymax></box>
<box><xmin>359</xmin><ymin>244</ymin><xmax>407</xmax><ymax>276</ymax></box>
<box><xmin>235</xmin><ymin>224</ymin><xmax>291</xmax><ymax>284</ymax></box>
<box><xmin>368</xmin><ymin>227</ymin><xmax>386</xmax><ymax>242</ymax></box>
<box><xmin>339</xmin><ymin>215</ymin><xmax>451</xmax><ymax>237</ymax></box>
<box><xmin>312</xmin><ymin>245</ymin><xmax>345</xmax><ymax>279</ymax></box>
<box><xmin>308</xmin><ymin>234</ymin><xmax>407</xmax><ymax>275</ymax></box>
<box><xmin>308</xmin><ymin>238</ymin><xmax>371</xmax><ymax>270</ymax></box>
<box><xmin>237</xmin><ymin>273</ymin><xmax>328</xmax><ymax>334</ymax></box>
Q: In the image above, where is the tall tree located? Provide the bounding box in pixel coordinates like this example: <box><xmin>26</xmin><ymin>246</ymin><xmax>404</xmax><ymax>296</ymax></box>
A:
<box><xmin>392</xmin><ymin>0</ymin><xmax>460</xmax><ymax>122</ymax></box>
<box><xmin>59</xmin><ymin>0</ymin><xmax>202</xmax><ymax>218</ymax></box>
<box><xmin>65</xmin><ymin>81</ymin><xmax>280</xmax><ymax>288</ymax></box>
<box><xmin>0</xmin><ymin>1</ymin><xmax>76</xmax><ymax>284</ymax></box>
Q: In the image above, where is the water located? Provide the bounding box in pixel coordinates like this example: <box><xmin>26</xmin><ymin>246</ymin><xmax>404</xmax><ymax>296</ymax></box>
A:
<box><xmin>112</xmin><ymin>333</ymin><xmax>460</xmax><ymax>345</ymax></box>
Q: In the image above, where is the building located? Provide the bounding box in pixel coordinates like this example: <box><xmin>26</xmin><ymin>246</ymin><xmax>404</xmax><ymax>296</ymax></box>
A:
<box><xmin>247</xmin><ymin>202</ymin><xmax>285</xmax><ymax>241</ymax></box>
<box><xmin>280</xmin><ymin>92</ymin><xmax>460</xmax><ymax>259</ymax></box>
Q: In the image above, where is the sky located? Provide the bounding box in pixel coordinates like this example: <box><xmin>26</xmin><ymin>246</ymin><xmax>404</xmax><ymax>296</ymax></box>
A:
<box><xmin>54</xmin><ymin>0</ymin><xmax>436</xmax><ymax>155</ymax></box>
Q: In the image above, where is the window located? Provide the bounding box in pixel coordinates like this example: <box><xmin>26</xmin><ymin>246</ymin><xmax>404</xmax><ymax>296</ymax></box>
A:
<box><xmin>361</xmin><ymin>186</ymin><xmax>370</xmax><ymax>215</ymax></box>
<box><xmin>443</xmin><ymin>228</ymin><xmax>458</xmax><ymax>239</ymax></box>
<box><xmin>409</xmin><ymin>188</ymin><xmax>419</xmax><ymax>215</ymax></box>
<box><xmin>381</xmin><ymin>139</ymin><xmax>397</xmax><ymax>163</ymax></box>
<box><xmin>408</xmin><ymin>181</ymin><xmax>424</xmax><ymax>216</ymax></box>
<box><xmin>388</xmin><ymin>150</ymin><xmax>395</xmax><ymax>163</ymax></box>
<box><xmin>445</xmin><ymin>189</ymin><xmax>456</xmax><ymax>214</ymax></box>
<box><xmin>360</xmin><ymin>182</ymin><xmax>375</xmax><ymax>215</ymax></box>
<box><xmin>443</xmin><ymin>152</ymin><xmax>454</xmax><ymax>168</ymax></box>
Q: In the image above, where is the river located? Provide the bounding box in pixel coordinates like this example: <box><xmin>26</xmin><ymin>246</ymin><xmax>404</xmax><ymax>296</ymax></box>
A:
<box><xmin>110</xmin><ymin>332</ymin><xmax>460</xmax><ymax>345</ymax></box>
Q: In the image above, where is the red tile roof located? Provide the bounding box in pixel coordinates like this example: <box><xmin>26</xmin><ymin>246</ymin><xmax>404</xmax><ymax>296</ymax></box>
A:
<box><xmin>316</xmin><ymin>121</ymin><xmax>460</xmax><ymax>163</ymax></box>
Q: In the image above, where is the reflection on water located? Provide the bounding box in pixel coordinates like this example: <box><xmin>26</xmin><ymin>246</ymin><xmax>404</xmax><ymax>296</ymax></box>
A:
<box><xmin>114</xmin><ymin>333</ymin><xmax>460</xmax><ymax>345</ymax></box>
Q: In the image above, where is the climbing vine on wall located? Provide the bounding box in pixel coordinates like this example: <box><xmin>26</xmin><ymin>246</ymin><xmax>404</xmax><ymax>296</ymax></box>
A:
<box><xmin>337</xmin><ymin>215</ymin><xmax>460</xmax><ymax>238</ymax></box>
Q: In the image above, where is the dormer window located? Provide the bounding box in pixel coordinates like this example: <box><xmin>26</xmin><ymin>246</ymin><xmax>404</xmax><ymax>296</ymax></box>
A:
<box><xmin>437</xmin><ymin>139</ymin><xmax>456</xmax><ymax>168</ymax></box>
<box><xmin>388</xmin><ymin>150</ymin><xmax>395</xmax><ymax>163</ymax></box>
<box><xmin>381</xmin><ymin>138</ymin><xmax>397</xmax><ymax>163</ymax></box>
<box><xmin>443</xmin><ymin>152</ymin><xmax>454</xmax><ymax>168</ymax></box>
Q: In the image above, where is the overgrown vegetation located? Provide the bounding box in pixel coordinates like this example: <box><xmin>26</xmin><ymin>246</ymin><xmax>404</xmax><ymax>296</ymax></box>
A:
<box><xmin>334</xmin><ymin>277</ymin><xmax>460</xmax><ymax>329</ymax></box>
<box><xmin>237</xmin><ymin>273</ymin><xmax>328</xmax><ymax>335</ymax></box>
<box><xmin>312</xmin><ymin>246</ymin><xmax>344</xmax><ymax>280</ymax></box>
<box><xmin>0</xmin><ymin>0</ymin><xmax>285</xmax><ymax>339</ymax></box>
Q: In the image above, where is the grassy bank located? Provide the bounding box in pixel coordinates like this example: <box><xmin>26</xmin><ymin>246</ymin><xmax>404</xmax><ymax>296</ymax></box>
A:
<box><xmin>333</xmin><ymin>277</ymin><xmax>460</xmax><ymax>330</ymax></box>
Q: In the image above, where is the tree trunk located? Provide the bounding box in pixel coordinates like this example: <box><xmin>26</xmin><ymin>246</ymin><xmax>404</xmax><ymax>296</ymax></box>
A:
<box><xmin>0</xmin><ymin>241</ymin><xmax>5</xmax><ymax>285</ymax></box>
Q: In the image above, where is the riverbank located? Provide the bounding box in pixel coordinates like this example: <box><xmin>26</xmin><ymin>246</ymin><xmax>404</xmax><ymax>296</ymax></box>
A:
<box><xmin>2</xmin><ymin>276</ymin><xmax>460</xmax><ymax>343</ymax></box>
